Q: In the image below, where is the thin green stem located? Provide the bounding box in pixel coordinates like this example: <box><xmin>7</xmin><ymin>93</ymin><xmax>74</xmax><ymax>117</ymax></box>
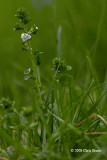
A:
<box><xmin>24</xmin><ymin>24</ymin><xmax>42</xmax><ymax>104</ymax></box>
<box><xmin>28</xmin><ymin>41</ymin><xmax>42</xmax><ymax>104</ymax></box>
<box><xmin>0</xmin><ymin>147</ymin><xmax>10</xmax><ymax>159</ymax></box>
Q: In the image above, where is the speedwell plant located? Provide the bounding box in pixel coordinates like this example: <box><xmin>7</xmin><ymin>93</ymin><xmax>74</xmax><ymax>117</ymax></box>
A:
<box><xmin>0</xmin><ymin>7</ymin><xmax>107</xmax><ymax>160</ymax></box>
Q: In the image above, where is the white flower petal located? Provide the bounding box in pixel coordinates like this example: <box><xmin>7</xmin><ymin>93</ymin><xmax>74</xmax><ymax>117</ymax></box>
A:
<box><xmin>21</xmin><ymin>33</ymin><xmax>31</xmax><ymax>42</ymax></box>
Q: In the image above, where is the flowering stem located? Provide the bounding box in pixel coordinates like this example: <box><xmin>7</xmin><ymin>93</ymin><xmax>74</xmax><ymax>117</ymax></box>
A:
<box><xmin>28</xmin><ymin>41</ymin><xmax>42</xmax><ymax>104</ymax></box>
<box><xmin>23</xmin><ymin>24</ymin><xmax>42</xmax><ymax>104</ymax></box>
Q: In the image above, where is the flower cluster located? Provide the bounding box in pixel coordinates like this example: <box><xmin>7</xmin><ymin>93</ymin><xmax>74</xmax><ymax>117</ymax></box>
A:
<box><xmin>14</xmin><ymin>8</ymin><xmax>38</xmax><ymax>44</ymax></box>
<box><xmin>15</xmin><ymin>8</ymin><xmax>31</xmax><ymax>24</ymax></box>
<box><xmin>28</xmin><ymin>24</ymin><xmax>38</xmax><ymax>34</ymax></box>
<box><xmin>52</xmin><ymin>57</ymin><xmax>72</xmax><ymax>73</ymax></box>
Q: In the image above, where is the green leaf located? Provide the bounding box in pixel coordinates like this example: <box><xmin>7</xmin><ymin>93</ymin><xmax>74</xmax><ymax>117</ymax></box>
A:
<box><xmin>13</xmin><ymin>23</ymin><xmax>24</xmax><ymax>30</ymax></box>
<box><xmin>24</xmin><ymin>76</ymin><xmax>30</xmax><ymax>80</ymax></box>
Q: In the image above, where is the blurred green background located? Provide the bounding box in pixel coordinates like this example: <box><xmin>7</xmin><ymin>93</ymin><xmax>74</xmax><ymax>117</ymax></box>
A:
<box><xmin>0</xmin><ymin>0</ymin><xmax>107</xmax><ymax>107</ymax></box>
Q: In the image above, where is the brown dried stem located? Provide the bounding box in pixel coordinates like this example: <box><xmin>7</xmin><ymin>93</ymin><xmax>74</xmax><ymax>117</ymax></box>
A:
<box><xmin>76</xmin><ymin>113</ymin><xmax>107</xmax><ymax>127</ymax></box>
<box><xmin>0</xmin><ymin>157</ymin><xmax>8</xmax><ymax>160</ymax></box>
<box><xmin>85</xmin><ymin>132</ymin><xmax>107</xmax><ymax>135</ymax></box>
<box><xmin>76</xmin><ymin>113</ymin><xmax>107</xmax><ymax>135</ymax></box>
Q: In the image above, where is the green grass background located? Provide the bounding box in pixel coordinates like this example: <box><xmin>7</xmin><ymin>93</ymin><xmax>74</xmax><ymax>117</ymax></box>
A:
<box><xmin>0</xmin><ymin>0</ymin><xmax>107</xmax><ymax>106</ymax></box>
<box><xmin>0</xmin><ymin>1</ymin><xmax>107</xmax><ymax>160</ymax></box>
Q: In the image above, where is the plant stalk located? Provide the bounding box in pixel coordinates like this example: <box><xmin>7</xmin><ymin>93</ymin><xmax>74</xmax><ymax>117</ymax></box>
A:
<box><xmin>28</xmin><ymin>41</ymin><xmax>42</xmax><ymax>104</ymax></box>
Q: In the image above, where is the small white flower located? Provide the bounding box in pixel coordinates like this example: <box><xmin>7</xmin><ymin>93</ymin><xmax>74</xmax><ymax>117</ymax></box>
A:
<box><xmin>21</xmin><ymin>33</ymin><xmax>31</xmax><ymax>42</ymax></box>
